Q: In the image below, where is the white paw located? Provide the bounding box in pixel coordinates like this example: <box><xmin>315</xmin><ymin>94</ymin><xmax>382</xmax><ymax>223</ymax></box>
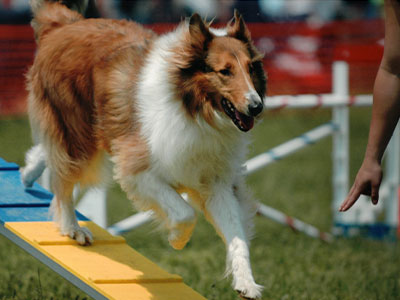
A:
<box><xmin>168</xmin><ymin>220</ymin><xmax>196</xmax><ymax>250</ymax></box>
<box><xmin>234</xmin><ymin>279</ymin><xmax>263</xmax><ymax>300</ymax></box>
<box><xmin>61</xmin><ymin>226</ymin><xmax>93</xmax><ymax>246</ymax></box>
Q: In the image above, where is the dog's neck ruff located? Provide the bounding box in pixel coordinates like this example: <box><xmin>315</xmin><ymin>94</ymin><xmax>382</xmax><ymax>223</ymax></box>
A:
<box><xmin>135</xmin><ymin>24</ymin><xmax>249</xmax><ymax>188</ymax></box>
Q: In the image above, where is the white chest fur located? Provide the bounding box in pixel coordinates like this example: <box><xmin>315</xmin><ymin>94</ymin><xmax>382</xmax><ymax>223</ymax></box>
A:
<box><xmin>136</xmin><ymin>32</ymin><xmax>248</xmax><ymax>191</ymax></box>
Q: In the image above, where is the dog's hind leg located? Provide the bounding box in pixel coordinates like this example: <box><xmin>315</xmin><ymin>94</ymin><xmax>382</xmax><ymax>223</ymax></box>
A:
<box><xmin>50</xmin><ymin>172</ymin><xmax>93</xmax><ymax>245</ymax></box>
<box><xmin>21</xmin><ymin>144</ymin><xmax>47</xmax><ymax>188</ymax></box>
<box><xmin>204</xmin><ymin>183</ymin><xmax>262</xmax><ymax>300</ymax></box>
<box><xmin>118</xmin><ymin>172</ymin><xmax>197</xmax><ymax>250</ymax></box>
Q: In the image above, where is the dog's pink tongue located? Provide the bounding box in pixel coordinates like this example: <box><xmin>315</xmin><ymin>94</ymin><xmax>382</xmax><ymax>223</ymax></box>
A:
<box><xmin>235</xmin><ymin>111</ymin><xmax>254</xmax><ymax>132</ymax></box>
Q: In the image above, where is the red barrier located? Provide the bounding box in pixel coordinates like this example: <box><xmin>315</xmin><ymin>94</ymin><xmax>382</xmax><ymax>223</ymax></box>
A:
<box><xmin>0</xmin><ymin>25</ymin><xmax>35</xmax><ymax>115</ymax></box>
<box><xmin>0</xmin><ymin>20</ymin><xmax>384</xmax><ymax>116</ymax></box>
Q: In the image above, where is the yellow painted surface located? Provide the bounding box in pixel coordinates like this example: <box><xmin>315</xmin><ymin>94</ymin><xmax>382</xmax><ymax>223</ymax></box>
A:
<box><xmin>40</xmin><ymin>243</ymin><xmax>182</xmax><ymax>283</ymax></box>
<box><xmin>96</xmin><ymin>282</ymin><xmax>207</xmax><ymax>300</ymax></box>
<box><xmin>6</xmin><ymin>221</ymin><xmax>125</xmax><ymax>245</ymax></box>
<box><xmin>5</xmin><ymin>221</ymin><xmax>207</xmax><ymax>300</ymax></box>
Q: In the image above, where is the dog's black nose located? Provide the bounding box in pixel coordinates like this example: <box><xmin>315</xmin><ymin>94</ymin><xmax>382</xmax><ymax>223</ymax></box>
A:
<box><xmin>248</xmin><ymin>97</ymin><xmax>263</xmax><ymax>117</ymax></box>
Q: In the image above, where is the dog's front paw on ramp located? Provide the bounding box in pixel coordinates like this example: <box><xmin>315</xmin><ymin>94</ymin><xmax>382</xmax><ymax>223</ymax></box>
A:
<box><xmin>60</xmin><ymin>224</ymin><xmax>93</xmax><ymax>246</ymax></box>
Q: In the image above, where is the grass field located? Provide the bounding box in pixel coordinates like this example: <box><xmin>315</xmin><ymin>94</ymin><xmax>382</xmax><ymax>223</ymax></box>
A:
<box><xmin>0</xmin><ymin>108</ymin><xmax>399</xmax><ymax>300</ymax></box>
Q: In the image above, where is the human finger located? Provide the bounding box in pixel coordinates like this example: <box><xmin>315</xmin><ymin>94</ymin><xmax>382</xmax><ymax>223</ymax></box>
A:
<box><xmin>370</xmin><ymin>183</ymin><xmax>380</xmax><ymax>205</ymax></box>
<box><xmin>339</xmin><ymin>184</ymin><xmax>362</xmax><ymax>212</ymax></box>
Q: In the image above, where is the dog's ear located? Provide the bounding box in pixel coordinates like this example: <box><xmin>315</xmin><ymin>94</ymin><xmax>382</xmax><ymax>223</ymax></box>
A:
<box><xmin>189</xmin><ymin>13</ymin><xmax>213</xmax><ymax>49</ymax></box>
<box><xmin>228</xmin><ymin>10</ymin><xmax>251</xmax><ymax>42</ymax></box>
<box><xmin>229</xmin><ymin>11</ymin><xmax>267</xmax><ymax>100</ymax></box>
<box><xmin>171</xmin><ymin>14</ymin><xmax>212</xmax><ymax>70</ymax></box>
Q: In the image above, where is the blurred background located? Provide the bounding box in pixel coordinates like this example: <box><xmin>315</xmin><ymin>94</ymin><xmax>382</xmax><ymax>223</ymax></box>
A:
<box><xmin>1</xmin><ymin>1</ymin><xmax>399</xmax><ymax>300</ymax></box>
<box><xmin>0</xmin><ymin>0</ymin><xmax>385</xmax><ymax>114</ymax></box>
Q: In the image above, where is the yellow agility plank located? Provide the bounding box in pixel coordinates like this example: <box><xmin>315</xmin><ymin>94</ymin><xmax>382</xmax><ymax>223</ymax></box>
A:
<box><xmin>97</xmin><ymin>282</ymin><xmax>208</xmax><ymax>300</ymax></box>
<box><xmin>4</xmin><ymin>221</ymin><xmax>206</xmax><ymax>300</ymax></box>
<box><xmin>0</xmin><ymin>162</ymin><xmax>206</xmax><ymax>299</ymax></box>
<box><xmin>6</xmin><ymin>221</ymin><xmax>125</xmax><ymax>245</ymax></box>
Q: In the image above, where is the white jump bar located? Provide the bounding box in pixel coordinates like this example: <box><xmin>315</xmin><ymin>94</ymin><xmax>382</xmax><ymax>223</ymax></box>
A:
<box><xmin>244</xmin><ymin>122</ymin><xmax>338</xmax><ymax>175</ymax></box>
<box><xmin>264</xmin><ymin>94</ymin><xmax>372</xmax><ymax>110</ymax></box>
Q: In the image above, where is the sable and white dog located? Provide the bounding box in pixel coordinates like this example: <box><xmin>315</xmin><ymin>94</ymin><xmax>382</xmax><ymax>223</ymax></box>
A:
<box><xmin>22</xmin><ymin>0</ymin><xmax>267</xmax><ymax>298</ymax></box>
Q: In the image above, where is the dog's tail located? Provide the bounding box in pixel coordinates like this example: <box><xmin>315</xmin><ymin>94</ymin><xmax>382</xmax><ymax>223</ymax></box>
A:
<box><xmin>21</xmin><ymin>144</ymin><xmax>47</xmax><ymax>188</ymax></box>
<box><xmin>30</xmin><ymin>0</ymin><xmax>92</xmax><ymax>41</ymax></box>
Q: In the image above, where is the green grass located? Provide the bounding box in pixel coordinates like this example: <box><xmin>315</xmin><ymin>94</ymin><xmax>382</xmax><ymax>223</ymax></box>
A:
<box><xmin>0</xmin><ymin>109</ymin><xmax>399</xmax><ymax>300</ymax></box>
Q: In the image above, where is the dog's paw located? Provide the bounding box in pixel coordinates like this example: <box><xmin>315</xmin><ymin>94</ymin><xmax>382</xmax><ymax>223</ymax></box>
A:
<box><xmin>61</xmin><ymin>226</ymin><xmax>93</xmax><ymax>246</ymax></box>
<box><xmin>168</xmin><ymin>221</ymin><xmax>196</xmax><ymax>250</ymax></box>
<box><xmin>234</xmin><ymin>279</ymin><xmax>263</xmax><ymax>300</ymax></box>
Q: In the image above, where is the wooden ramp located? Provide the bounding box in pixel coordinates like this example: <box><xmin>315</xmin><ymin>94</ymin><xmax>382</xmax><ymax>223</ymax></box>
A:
<box><xmin>0</xmin><ymin>158</ymin><xmax>206</xmax><ymax>300</ymax></box>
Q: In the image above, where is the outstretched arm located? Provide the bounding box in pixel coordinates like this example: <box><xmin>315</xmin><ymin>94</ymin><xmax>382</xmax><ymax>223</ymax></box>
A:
<box><xmin>340</xmin><ymin>0</ymin><xmax>400</xmax><ymax>211</ymax></box>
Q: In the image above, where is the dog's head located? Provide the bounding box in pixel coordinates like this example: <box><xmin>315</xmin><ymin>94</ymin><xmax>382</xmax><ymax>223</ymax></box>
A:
<box><xmin>171</xmin><ymin>11</ymin><xmax>267</xmax><ymax>132</ymax></box>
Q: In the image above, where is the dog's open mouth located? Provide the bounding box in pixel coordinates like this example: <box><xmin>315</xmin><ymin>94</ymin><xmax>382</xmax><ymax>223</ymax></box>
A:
<box><xmin>221</xmin><ymin>98</ymin><xmax>254</xmax><ymax>132</ymax></box>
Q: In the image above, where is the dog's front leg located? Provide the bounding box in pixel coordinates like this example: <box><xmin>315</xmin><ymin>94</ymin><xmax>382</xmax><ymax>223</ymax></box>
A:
<box><xmin>205</xmin><ymin>184</ymin><xmax>262</xmax><ymax>300</ymax></box>
<box><xmin>118</xmin><ymin>172</ymin><xmax>197</xmax><ymax>250</ymax></box>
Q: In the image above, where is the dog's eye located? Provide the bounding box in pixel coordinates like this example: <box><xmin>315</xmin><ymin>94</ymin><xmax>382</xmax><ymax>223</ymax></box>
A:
<box><xmin>219</xmin><ymin>68</ymin><xmax>231</xmax><ymax>76</ymax></box>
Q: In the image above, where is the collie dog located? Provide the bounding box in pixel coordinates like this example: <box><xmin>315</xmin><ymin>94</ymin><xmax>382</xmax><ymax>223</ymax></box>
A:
<box><xmin>22</xmin><ymin>0</ymin><xmax>267</xmax><ymax>298</ymax></box>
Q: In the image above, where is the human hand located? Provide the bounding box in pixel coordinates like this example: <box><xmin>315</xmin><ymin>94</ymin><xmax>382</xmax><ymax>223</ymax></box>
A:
<box><xmin>339</xmin><ymin>159</ymin><xmax>383</xmax><ymax>212</ymax></box>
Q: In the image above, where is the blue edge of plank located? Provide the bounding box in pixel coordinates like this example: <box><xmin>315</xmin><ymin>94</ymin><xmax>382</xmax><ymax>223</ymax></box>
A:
<box><xmin>0</xmin><ymin>157</ymin><xmax>88</xmax><ymax>224</ymax></box>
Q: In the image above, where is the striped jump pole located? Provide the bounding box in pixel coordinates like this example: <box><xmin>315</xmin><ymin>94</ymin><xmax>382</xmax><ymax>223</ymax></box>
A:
<box><xmin>257</xmin><ymin>204</ymin><xmax>334</xmax><ymax>243</ymax></box>
<box><xmin>108</xmin><ymin>211</ymin><xmax>154</xmax><ymax>236</ymax></box>
<box><xmin>244</xmin><ymin>122</ymin><xmax>338</xmax><ymax>175</ymax></box>
<box><xmin>264</xmin><ymin>94</ymin><xmax>372</xmax><ymax>110</ymax></box>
